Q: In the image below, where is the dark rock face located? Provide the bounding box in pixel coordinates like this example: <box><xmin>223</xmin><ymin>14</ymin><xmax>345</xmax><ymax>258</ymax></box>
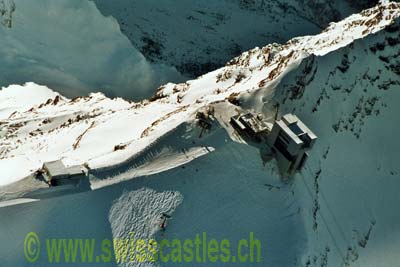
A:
<box><xmin>91</xmin><ymin>0</ymin><xmax>380</xmax><ymax>78</ymax></box>
<box><xmin>348</xmin><ymin>0</ymin><xmax>380</xmax><ymax>10</ymax></box>
<box><xmin>0</xmin><ymin>0</ymin><xmax>15</xmax><ymax>28</ymax></box>
<box><xmin>140</xmin><ymin>36</ymin><xmax>164</xmax><ymax>63</ymax></box>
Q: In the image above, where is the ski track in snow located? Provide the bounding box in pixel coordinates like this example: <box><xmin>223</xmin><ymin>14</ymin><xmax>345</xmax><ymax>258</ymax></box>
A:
<box><xmin>91</xmin><ymin>146</ymin><xmax>215</xmax><ymax>190</ymax></box>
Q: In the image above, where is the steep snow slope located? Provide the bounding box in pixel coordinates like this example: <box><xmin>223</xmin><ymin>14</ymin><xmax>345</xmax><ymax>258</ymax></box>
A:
<box><xmin>0</xmin><ymin>2</ymin><xmax>399</xmax><ymax>186</ymax></box>
<box><xmin>0</xmin><ymin>3</ymin><xmax>399</xmax><ymax>267</ymax></box>
<box><xmin>92</xmin><ymin>0</ymin><xmax>379</xmax><ymax>77</ymax></box>
<box><xmin>271</xmin><ymin>18</ymin><xmax>400</xmax><ymax>266</ymax></box>
<box><xmin>0</xmin><ymin>0</ymin><xmax>184</xmax><ymax>99</ymax></box>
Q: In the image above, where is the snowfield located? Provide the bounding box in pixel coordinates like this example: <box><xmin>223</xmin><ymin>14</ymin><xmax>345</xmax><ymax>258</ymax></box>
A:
<box><xmin>0</xmin><ymin>2</ymin><xmax>399</xmax><ymax>186</ymax></box>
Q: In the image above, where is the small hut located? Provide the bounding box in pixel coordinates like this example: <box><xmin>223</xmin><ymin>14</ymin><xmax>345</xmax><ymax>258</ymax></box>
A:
<box><xmin>41</xmin><ymin>160</ymin><xmax>88</xmax><ymax>186</ymax></box>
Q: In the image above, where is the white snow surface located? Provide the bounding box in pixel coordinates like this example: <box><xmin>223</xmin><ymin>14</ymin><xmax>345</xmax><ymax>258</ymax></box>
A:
<box><xmin>0</xmin><ymin>197</ymin><xmax>39</xmax><ymax>208</ymax></box>
<box><xmin>0</xmin><ymin>2</ymin><xmax>399</xmax><ymax>185</ymax></box>
<box><xmin>108</xmin><ymin>188</ymin><xmax>183</xmax><ymax>266</ymax></box>
<box><xmin>92</xmin><ymin>146</ymin><xmax>215</xmax><ymax>190</ymax></box>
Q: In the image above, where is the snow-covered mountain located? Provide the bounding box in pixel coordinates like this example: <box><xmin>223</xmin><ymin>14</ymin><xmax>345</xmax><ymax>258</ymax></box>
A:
<box><xmin>0</xmin><ymin>2</ymin><xmax>399</xmax><ymax>267</ymax></box>
<box><xmin>1</xmin><ymin>1</ymin><xmax>398</xmax><ymax>185</ymax></box>
<box><xmin>272</xmin><ymin>18</ymin><xmax>400</xmax><ymax>267</ymax></box>
<box><xmin>92</xmin><ymin>0</ymin><xmax>381</xmax><ymax>77</ymax></box>
<box><xmin>0</xmin><ymin>0</ymin><xmax>382</xmax><ymax>100</ymax></box>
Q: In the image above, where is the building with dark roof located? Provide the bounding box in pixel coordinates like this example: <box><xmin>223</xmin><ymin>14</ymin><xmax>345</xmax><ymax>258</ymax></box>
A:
<box><xmin>230</xmin><ymin>113</ymin><xmax>269</xmax><ymax>141</ymax></box>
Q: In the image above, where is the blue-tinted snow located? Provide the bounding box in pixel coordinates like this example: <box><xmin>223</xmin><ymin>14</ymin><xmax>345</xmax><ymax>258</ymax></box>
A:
<box><xmin>273</xmin><ymin>20</ymin><xmax>400</xmax><ymax>266</ymax></box>
<box><xmin>0</xmin><ymin>126</ymin><xmax>306</xmax><ymax>267</ymax></box>
<box><xmin>0</xmin><ymin>0</ymin><xmax>185</xmax><ymax>100</ymax></box>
